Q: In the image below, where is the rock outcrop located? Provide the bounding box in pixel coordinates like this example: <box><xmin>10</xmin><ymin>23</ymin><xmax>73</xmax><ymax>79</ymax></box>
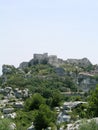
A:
<box><xmin>78</xmin><ymin>72</ymin><xmax>97</xmax><ymax>92</ymax></box>
<box><xmin>66</xmin><ymin>58</ymin><xmax>92</xmax><ymax>68</ymax></box>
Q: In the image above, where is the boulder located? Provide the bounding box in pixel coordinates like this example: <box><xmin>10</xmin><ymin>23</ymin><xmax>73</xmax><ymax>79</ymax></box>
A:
<box><xmin>4</xmin><ymin>112</ymin><xmax>16</xmax><ymax>119</ymax></box>
<box><xmin>27</xmin><ymin>122</ymin><xmax>35</xmax><ymax>130</ymax></box>
<box><xmin>14</xmin><ymin>90</ymin><xmax>23</xmax><ymax>98</ymax></box>
<box><xmin>9</xmin><ymin>123</ymin><xmax>16</xmax><ymax>130</ymax></box>
<box><xmin>14</xmin><ymin>101</ymin><xmax>24</xmax><ymax>108</ymax></box>
<box><xmin>3</xmin><ymin>108</ymin><xmax>14</xmax><ymax>114</ymax></box>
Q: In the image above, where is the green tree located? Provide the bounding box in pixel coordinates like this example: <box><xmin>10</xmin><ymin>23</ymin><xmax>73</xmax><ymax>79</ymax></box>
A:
<box><xmin>88</xmin><ymin>84</ymin><xmax>98</xmax><ymax>117</ymax></box>
<box><xmin>42</xmin><ymin>89</ymin><xmax>52</xmax><ymax>98</ymax></box>
<box><xmin>15</xmin><ymin>110</ymin><xmax>38</xmax><ymax>130</ymax></box>
<box><xmin>24</xmin><ymin>93</ymin><xmax>45</xmax><ymax>111</ymax></box>
<box><xmin>51</xmin><ymin>90</ymin><xmax>62</xmax><ymax>107</ymax></box>
<box><xmin>34</xmin><ymin>104</ymin><xmax>56</xmax><ymax>130</ymax></box>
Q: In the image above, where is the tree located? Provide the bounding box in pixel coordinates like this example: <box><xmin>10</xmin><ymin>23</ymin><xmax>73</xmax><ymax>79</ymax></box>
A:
<box><xmin>24</xmin><ymin>93</ymin><xmax>45</xmax><ymax>111</ymax></box>
<box><xmin>34</xmin><ymin>104</ymin><xmax>56</xmax><ymax>130</ymax></box>
<box><xmin>88</xmin><ymin>84</ymin><xmax>98</xmax><ymax>117</ymax></box>
<box><xmin>51</xmin><ymin>90</ymin><xmax>62</xmax><ymax>107</ymax></box>
<box><xmin>15</xmin><ymin>110</ymin><xmax>37</xmax><ymax>130</ymax></box>
<box><xmin>42</xmin><ymin>89</ymin><xmax>52</xmax><ymax>98</ymax></box>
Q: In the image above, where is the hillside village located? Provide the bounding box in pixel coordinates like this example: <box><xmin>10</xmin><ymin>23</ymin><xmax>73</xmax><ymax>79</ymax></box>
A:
<box><xmin>0</xmin><ymin>53</ymin><xmax>98</xmax><ymax>130</ymax></box>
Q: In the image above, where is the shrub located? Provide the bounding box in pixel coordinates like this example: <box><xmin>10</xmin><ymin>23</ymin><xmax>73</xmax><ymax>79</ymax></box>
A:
<box><xmin>0</xmin><ymin>118</ymin><xmax>11</xmax><ymax>130</ymax></box>
<box><xmin>79</xmin><ymin>119</ymin><xmax>98</xmax><ymax>130</ymax></box>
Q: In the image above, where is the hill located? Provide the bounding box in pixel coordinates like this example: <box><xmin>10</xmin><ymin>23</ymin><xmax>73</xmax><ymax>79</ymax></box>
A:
<box><xmin>0</xmin><ymin>53</ymin><xmax>98</xmax><ymax>93</ymax></box>
<box><xmin>0</xmin><ymin>53</ymin><xmax>98</xmax><ymax>130</ymax></box>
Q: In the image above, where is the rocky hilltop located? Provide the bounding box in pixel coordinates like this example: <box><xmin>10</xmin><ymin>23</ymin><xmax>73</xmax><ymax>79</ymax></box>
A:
<box><xmin>66</xmin><ymin>57</ymin><xmax>92</xmax><ymax>68</ymax></box>
<box><xmin>1</xmin><ymin>53</ymin><xmax>98</xmax><ymax>92</ymax></box>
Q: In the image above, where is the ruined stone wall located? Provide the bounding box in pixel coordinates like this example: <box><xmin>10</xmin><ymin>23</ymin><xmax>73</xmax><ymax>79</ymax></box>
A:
<box><xmin>33</xmin><ymin>53</ymin><xmax>48</xmax><ymax>64</ymax></box>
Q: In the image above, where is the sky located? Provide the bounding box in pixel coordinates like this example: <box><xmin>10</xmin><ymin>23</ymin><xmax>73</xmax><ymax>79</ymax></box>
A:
<box><xmin>0</xmin><ymin>0</ymin><xmax>98</xmax><ymax>74</ymax></box>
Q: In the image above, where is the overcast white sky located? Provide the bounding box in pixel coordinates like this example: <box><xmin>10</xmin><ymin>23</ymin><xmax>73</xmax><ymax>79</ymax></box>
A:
<box><xmin>0</xmin><ymin>0</ymin><xmax>98</xmax><ymax>73</ymax></box>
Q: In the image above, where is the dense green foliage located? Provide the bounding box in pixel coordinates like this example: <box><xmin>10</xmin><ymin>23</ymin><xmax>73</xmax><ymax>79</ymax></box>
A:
<box><xmin>24</xmin><ymin>93</ymin><xmax>45</xmax><ymax>111</ymax></box>
<box><xmin>34</xmin><ymin>104</ymin><xmax>56</xmax><ymax>130</ymax></box>
<box><xmin>2</xmin><ymin>64</ymin><xmax>77</xmax><ymax>93</ymax></box>
<box><xmin>19</xmin><ymin>92</ymin><xmax>59</xmax><ymax>129</ymax></box>
<box><xmin>71</xmin><ymin>103</ymin><xmax>88</xmax><ymax>120</ymax></box>
<box><xmin>88</xmin><ymin>85</ymin><xmax>98</xmax><ymax>117</ymax></box>
<box><xmin>0</xmin><ymin>118</ymin><xmax>12</xmax><ymax>130</ymax></box>
<box><xmin>15</xmin><ymin>110</ymin><xmax>37</xmax><ymax>130</ymax></box>
<box><xmin>71</xmin><ymin>84</ymin><xmax>98</xmax><ymax>119</ymax></box>
<box><xmin>51</xmin><ymin>90</ymin><xmax>63</xmax><ymax>107</ymax></box>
